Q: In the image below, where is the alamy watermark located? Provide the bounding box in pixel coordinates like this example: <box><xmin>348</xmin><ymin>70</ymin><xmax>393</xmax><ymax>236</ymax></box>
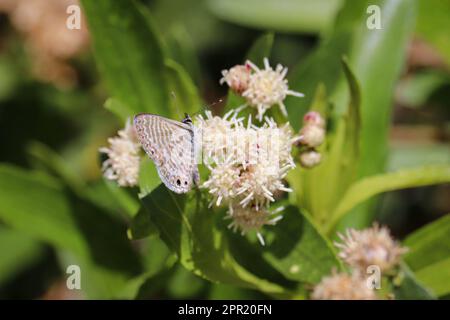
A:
<box><xmin>366</xmin><ymin>265</ymin><xmax>382</xmax><ymax>289</ymax></box>
<box><xmin>367</xmin><ymin>5</ymin><xmax>382</xmax><ymax>30</ymax></box>
<box><xmin>66</xmin><ymin>264</ymin><xmax>81</xmax><ymax>290</ymax></box>
<box><xmin>66</xmin><ymin>5</ymin><xmax>82</xmax><ymax>30</ymax></box>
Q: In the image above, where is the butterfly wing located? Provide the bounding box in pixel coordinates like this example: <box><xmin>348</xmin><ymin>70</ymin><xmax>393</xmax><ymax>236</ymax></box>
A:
<box><xmin>134</xmin><ymin>114</ymin><xmax>199</xmax><ymax>194</ymax></box>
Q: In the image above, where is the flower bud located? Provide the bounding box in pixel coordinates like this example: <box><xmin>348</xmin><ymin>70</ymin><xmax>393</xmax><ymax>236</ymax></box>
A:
<box><xmin>299</xmin><ymin>124</ymin><xmax>325</xmax><ymax>147</ymax></box>
<box><xmin>220</xmin><ymin>64</ymin><xmax>251</xmax><ymax>95</ymax></box>
<box><xmin>299</xmin><ymin>150</ymin><xmax>321</xmax><ymax>168</ymax></box>
<box><xmin>303</xmin><ymin>111</ymin><xmax>325</xmax><ymax>128</ymax></box>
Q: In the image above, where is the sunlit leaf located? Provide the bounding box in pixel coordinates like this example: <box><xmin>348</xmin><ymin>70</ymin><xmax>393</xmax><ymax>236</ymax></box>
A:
<box><xmin>327</xmin><ymin>165</ymin><xmax>450</xmax><ymax>232</ymax></box>
<box><xmin>404</xmin><ymin>215</ymin><xmax>450</xmax><ymax>271</ymax></box>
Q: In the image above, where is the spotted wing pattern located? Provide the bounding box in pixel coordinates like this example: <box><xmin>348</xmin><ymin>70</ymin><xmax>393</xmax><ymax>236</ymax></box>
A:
<box><xmin>134</xmin><ymin>114</ymin><xmax>199</xmax><ymax>194</ymax></box>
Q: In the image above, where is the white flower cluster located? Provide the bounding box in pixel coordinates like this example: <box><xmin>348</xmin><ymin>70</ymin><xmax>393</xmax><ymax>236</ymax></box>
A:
<box><xmin>196</xmin><ymin>111</ymin><xmax>298</xmax><ymax>245</ymax></box>
<box><xmin>220</xmin><ymin>58</ymin><xmax>304</xmax><ymax>121</ymax></box>
<box><xmin>100</xmin><ymin>58</ymin><xmax>305</xmax><ymax>245</ymax></box>
<box><xmin>312</xmin><ymin>224</ymin><xmax>408</xmax><ymax>300</ymax></box>
<box><xmin>335</xmin><ymin>223</ymin><xmax>408</xmax><ymax>273</ymax></box>
<box><xmin>99</xmin><ymin>120</ymin><xmax>141</xmax><ymax>187</ymax></box>
<box><xmin>312</xmin><ymin>270</ymin><xmax>377</xmax><ymax>300</ymax></box>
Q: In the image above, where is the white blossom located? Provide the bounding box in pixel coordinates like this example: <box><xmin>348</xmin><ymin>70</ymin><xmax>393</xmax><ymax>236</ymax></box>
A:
<box><xmin>242</xmin><ymin>58</ymin><xmax>304</xmax><ymax>121</ymax></box>
<box><xmin>312</xmin><ymin>271</ymin><xmax>377</xmax><ymax>300</ymax></box>
<box><xmin>99</xmin><ymin>120</ymin><xmax>141</xmax><ymax>187</ymax></box>
<box><xmin>335</xmin><ymin>224</ymin><xmax>408</xmax><ymax>272</ymax></box>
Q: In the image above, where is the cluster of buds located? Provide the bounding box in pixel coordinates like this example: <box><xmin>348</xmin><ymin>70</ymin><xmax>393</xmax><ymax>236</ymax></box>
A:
<box><xmin>220</xmin><ymin>58</ymin><xmax>304</xmax><ymax>121</ymax></box>
<box><xmin>312</xmin><ymin>224</ymin><xmax>408</xmax><ymax>300</ymax></box>
<box><xmin>295</xmin><ymin>111</ymin><xmax>326</xmax><ymax>168</ymax></box>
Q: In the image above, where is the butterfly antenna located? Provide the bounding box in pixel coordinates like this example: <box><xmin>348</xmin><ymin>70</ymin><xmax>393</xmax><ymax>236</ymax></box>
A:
<box><xmin>193</xmin><ymin>97</ymin><xmax>225</xmax><ymax>117</ymax></box>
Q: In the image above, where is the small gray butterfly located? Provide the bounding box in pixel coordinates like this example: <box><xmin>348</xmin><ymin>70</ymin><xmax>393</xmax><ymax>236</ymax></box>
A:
<box><xmin>134</xmin><ymin>113</ymin><xmax>199</xmax><ymax>194</ymax></box>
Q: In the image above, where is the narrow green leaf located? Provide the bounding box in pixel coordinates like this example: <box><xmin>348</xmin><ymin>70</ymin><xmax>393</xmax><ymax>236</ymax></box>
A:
<box><xmin>246</xmin><ymin>32</ymin><xmax>274</xmax><ymax>66</ymax></box>
<box><xmin>0</xmin><ymin>227</ymin><xmax>44</xmax><ymax>286</ymax></box>
<box><xmin>393</xmin><ymin>263</ymin><xmax>436</xmax><ymax>300</ymax></box>
<box><xmin>396</xmin><ymin>70</ymin><xmax>450</xmax><ymax>108</ymax></box>
<box><xmin>388</xmin><ymin>143</ymin><xmax>450</xmax><ymax>171</ymax></box>
<box><xmin>403</xmin><ymin>215</ymin><xmax>450</xmax><ymax>271</ymax></box>
<box><xmin>414</xmin><ymin>258</ymin><xmax>450</xmax><ymax>297</ymax></box>
<box><xmin>27</xmin><ymin>141</ymin><xmax>139</xmax><ymax>218</ymax></box>
<box><xmin>81</xmin><ymin>0</ymin><xmax>169</xmax><ymax>120</ymax></box>
<box><xmin>104</xmin><ymin>98</ymin><xmax>131</xmax><ymax>123</ymax></box>
<box><xmin>327</xmin><ymin>165</ymin><xmax>450</xmax><ymax>231</ymax></box>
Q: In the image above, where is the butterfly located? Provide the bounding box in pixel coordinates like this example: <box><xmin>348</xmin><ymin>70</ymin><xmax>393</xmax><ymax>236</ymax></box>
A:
<box><xmin>134</xmin><ymin>113</ymin><xmax>200</xmax><ymax>194</ymax></box>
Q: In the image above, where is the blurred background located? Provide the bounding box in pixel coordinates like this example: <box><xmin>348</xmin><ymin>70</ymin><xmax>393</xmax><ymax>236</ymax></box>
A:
<box><xmin>0</xmin><ymin>0</ymin><xmax>448</xmax><ymax>299</ymax></box>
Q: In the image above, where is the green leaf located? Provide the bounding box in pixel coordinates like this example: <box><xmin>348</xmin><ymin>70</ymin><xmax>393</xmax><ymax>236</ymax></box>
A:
<box><xmin>119</xmin><ymin>236</ymin><xmax>173</xmax><ymax>299</ymax></box>
<box><xmin>327</xmin><ymin>165</ymin><xmax>450</xmax><ymax>232</ymax></box>
<box><xmin>396</xmin><ymin>70</ymin><xmax>450</xmax><ymax>108</ymax></box>
<box><xmin>141</xmin><ymin>185</ymin><xmax>291</xmax><ymax>297</ymax></box>
<box><xmin>104</xmin><ymin>98</ymin><xmax>131</xmax><ymax>123</ymax></box>
<box><xmin>138</xmin><ymin>158</ymin><xmax>161</xmax><ymax>198</ymax></box>
<box><xmin>127</xmin><ymin>206</ymin><xmax>159</xmax><ymax>240</ymax></box>
<box><xmin>231</xmin><ymin>206</ymin><xmax>342</xmax><ymax>284</ymax></box>
<box><xmin>167</xmin><ymin>264</ymin><xmax>207</xmax><ymax>298</ymax></box>
<box><xmin>0</xmin><ymin>227</ymin><xmax>44</xmax><ymax>286</ymax></box>
<box><xmin>246</xmin><ymin>32</ymin><xmax>274</xmax><ymax>66</ymax></box>
<box><xmin>388</xmin><ymin>143</ymin><xmax>450</xmax><ymax>171</ymax></box>
<box><xmin>100</xmin><ymin>179</ymin><xmax>140</xmax><ymax>217</ymax></box>
<box><xmin>27</xmin><ymin>141</ymin><xmax>86</xmax><ymax>195</ymax></box>
<box><xmin>0</xmin><ymin>164</ymin><xmax>142</xmax><ymax>298</ymax></box>
<box><xmin>414</xmin><ymin>258</ymin><xmax>450</xmax><ymax>297</ymax></box>
<box><xmin>416</xmin><ymin>0</ymin><xmax>450</xmax><ymax>65</ymax></box>
<box><xmin>393</xmin><ymin>263</ymin><xmax>436</xmax><ymax>300</ymax></box>
<box><xmin>404</xmin><ymin>215</ymin><xmax>450</xmax><ymax>271</ymax></box>
<box><xmin>27</xmin><ymin>141</ymin><xmax>139</xmax><ymax>218</ymax></box>
<box><xmin>165</xmin><ymin>24</ymin><xmax>202</xmax><ymax>85</ymax></box>
<box><xmin>81</xmin><ymin>0</ymin><xmax>169</xmax><ymax>121</ymax></box>
<box><xmin>165</xmin><ymin>59</ymin><xmax>202</xmax><ymax>116</ymax></box>
<box><xmin>208</xmin><ymin>0</ymin><xmax>341</xmax><ymax>34</ymax></box>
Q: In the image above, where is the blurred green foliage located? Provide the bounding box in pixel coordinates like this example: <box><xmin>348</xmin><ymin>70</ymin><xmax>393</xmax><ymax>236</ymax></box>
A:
<box><xmin>0</xmin><ymin>0</ymin><xmax>448</xmax><ymax>299</ymax></box>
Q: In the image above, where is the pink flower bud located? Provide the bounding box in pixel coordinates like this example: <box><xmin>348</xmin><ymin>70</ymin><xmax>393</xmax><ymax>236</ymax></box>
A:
<box><xmin>220</xmin><ymin>64</ymin><xmax>251</xmax><ymax>94</ymax></box>
<box><xmin>303</xmin><ymin>111</ymin><xmax>325</xmax><ymax>128</ymax></box>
